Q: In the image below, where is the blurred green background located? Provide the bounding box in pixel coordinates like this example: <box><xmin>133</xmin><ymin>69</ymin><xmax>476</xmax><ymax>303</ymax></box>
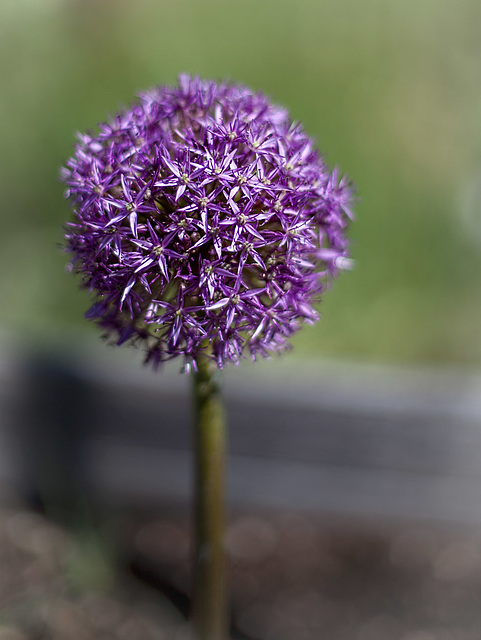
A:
<box><xmin>1</xmin><ymin>0</ymin><xmax>480</xmax><ymax>366</ymax></box>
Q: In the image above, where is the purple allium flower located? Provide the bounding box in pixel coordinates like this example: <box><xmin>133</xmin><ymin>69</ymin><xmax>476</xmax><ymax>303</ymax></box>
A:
<box><xmin>62</xmin><ymin>75</ymin><xmax>353</xmax><ymax>371</ymax></box>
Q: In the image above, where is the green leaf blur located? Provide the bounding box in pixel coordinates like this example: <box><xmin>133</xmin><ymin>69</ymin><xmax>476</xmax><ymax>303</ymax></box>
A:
<box><xmin>1</xmin><ymin>0</ymin><xmax>480</xmax><ymax>365</ymax></box>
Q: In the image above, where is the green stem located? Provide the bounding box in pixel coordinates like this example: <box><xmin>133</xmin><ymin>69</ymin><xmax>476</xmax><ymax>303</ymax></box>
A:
<box><xmin>192</xmin><ymin>354</ymin><xmax>228</xmax><ymax>640</ymax></box>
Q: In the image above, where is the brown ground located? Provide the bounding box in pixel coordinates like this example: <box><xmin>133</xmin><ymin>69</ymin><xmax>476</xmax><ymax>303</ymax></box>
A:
<box><xmin>0</xmin><ymin>502</ymin><xmax>480</xmax><ymax>640</ymax></box>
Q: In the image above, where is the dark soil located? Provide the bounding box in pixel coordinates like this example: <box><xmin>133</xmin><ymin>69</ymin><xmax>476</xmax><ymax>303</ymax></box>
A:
<box><xmin>0</xmin><ymin>502</ymin><xmax>480</xmax><ymax>640</ymax></box>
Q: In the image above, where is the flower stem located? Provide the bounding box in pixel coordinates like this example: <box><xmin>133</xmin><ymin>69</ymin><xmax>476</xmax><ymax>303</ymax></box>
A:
<box><xmin>192</xmin><ymin>354</ymin><xmax>228</xmax><ymax>640</ymax></box>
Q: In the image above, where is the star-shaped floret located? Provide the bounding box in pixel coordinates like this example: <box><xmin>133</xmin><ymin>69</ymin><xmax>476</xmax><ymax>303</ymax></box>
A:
<box><xmin>62</xmin><ymin>75</ymin><xmax>353</xmax><ymax>370</ymax></box>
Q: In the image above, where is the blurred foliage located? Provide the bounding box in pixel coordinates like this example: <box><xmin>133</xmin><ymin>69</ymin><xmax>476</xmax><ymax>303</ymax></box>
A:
<box><xmin>1</xmin><ymin>0</ymin><xmax>481</xmax><ymax>365</ymax></box>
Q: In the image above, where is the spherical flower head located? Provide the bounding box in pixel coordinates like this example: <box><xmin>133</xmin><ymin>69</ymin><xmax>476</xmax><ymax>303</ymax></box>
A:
<box><xmin>62</xmin><ymin>75</ymin><xmax>353</xmax><ymax>371</ymax></box>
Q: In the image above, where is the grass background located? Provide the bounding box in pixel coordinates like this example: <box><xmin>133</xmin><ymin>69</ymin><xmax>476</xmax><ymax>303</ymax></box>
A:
<box><xmin>1</xmin><ymin>0</ymin><xmax>480</xmax><ymax>366</ymax></box>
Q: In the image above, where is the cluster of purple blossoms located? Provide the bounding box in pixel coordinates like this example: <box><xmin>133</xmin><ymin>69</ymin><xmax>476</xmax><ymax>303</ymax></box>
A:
<box><xmin>62</xmin><ymin>75</ymin><xmax>353</xmax><ymax>370</ymax></box>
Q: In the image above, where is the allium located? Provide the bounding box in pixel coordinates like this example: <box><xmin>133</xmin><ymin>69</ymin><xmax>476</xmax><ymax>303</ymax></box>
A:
<box><xmin>62</xmin><ymin>75</ymin><xmax>353</xmax><ymax>370</ymax></box>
